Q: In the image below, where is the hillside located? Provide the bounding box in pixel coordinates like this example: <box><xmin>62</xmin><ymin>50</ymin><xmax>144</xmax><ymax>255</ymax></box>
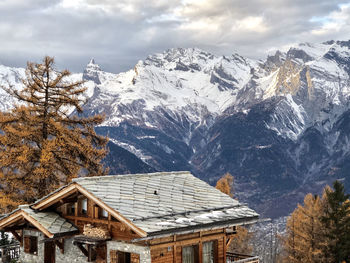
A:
<box><xmin>1</xmin><ymin>40</ymin><xmax>350</xmax><ymax>217</ymax></box>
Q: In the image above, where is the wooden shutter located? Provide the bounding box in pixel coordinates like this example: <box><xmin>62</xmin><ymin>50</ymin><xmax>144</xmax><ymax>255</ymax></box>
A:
<box><xmin>131</xmin><ymin>253</ymin><xmax>140</xmax><ymax>263</ymax></box>
<box><xmin>110</xmin><ymin>250</ymin><xmax>117</xmax><ymax>263</ymax></box>
<box><xmin>24</xmin><ymin>236</ymin><xmax>30</xmax><ymax>253</ymax></box>
<box><xmin>24</xmin><ymin>236</ymin><xmax>38</xmax><ymax>255</ymax></box>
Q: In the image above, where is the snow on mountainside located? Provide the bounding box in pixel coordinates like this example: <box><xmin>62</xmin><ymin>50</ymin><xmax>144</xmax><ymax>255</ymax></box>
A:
<box><xmin>1</xmin><ymin>41</ymin><xmax>350</xmax><ymax>217</ymax></box>
<box><xmin>84</xmin><ymin>48</ymin><xmax>259</xmax><ymax>129</ymax></box>
<box><xmin>0</xmin><ymin>65</ymin><xmax>24</xmax><ymax>112</ymax></box>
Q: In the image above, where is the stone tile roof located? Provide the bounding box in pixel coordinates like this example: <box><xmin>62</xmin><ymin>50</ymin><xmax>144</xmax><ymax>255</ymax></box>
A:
<box><xmin>72</xmin><ymin>171</ymin><xmax>259</xmax><ymax>234</ymax></box>
<box><xmin>19</xmin><ymin>205</ymin><xmax>78</xmax><ymax>236</ymax></box>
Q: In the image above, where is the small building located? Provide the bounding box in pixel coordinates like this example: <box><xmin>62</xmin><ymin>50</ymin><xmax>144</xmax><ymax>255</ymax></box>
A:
<box><xmin>0</xmin><ymin>171</ymin><xmax>259</xmax><ymax>263</ymax></box>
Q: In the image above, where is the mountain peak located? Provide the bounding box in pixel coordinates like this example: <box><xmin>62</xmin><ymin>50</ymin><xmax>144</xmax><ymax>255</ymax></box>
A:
<box><xmin>86</xmin><ymin>58</ymin><xmax>101</xmax><ymax>70</ymax></box>
<box><xmin>83</xmin><ymin>58</ymin><xmax>102</xmax><ymax>84</ymax></box>
<box><xmin>143</xmin><ymin>47</ymin><xmax>217</xmax><ymax>72</ymax></box>
<box><xmin>88</xmin><ymin>58</ymin><xmax>96</xmax><ymax>65</ymax></box>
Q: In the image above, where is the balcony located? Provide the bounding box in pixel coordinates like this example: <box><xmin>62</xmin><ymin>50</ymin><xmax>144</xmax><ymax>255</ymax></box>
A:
<box><xmin>226</xmin><ymin>252</ymin><xmax>259</xmax><ymax>263</ymax></box>
<box><xmin>0</xmin><ymin>242</ymin><xmax>20</xmax><ymax>262</ymax></box>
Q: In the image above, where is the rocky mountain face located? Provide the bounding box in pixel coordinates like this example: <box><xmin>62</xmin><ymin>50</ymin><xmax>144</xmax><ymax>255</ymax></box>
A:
<box><xmin>1</xmin><ymin>40</ymin><xmax>350</xmax><ymax>217</ymax></box>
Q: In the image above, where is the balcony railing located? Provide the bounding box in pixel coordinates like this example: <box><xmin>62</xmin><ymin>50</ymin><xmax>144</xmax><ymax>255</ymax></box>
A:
<box><xmin>226</xmin><ymin>252</ymin><xmax>259</xmax><ymax>263</ymax></box>
<box><xmin>0</xmin><ymin>243</ymin><xmax>20</xmax><ymax>262</ymax></box>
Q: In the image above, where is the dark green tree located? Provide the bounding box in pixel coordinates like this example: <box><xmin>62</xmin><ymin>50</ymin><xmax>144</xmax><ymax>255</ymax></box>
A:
<box><xmin>0</xmin><ymin>231</ymin><xmax>11</xmax><ymax>246</ymax></box>
<box><xmin>321</xmin><ymin>180</ymin><xmax>350</xmax><ymax>262</ymax></box>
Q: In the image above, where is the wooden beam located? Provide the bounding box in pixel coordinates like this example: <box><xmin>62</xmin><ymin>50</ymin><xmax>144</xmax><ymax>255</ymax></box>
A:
<box><xmin>32</xmin><ymin>184</ymin><xmax>78</xmax><ymax>210</ymax></box>
<box><xmin>62</xmin><ymin>203</ymin><xmax>68</xmax><ymax>216</ymax></box>
<box><xmin>51</xmin><ymin>199</ymin><xmax>66</xmax><ymax>210</ymax></box>
<box><xmin>55</xmin><ymin>239</ymin><xmax>64</xmax><ymax>254</ymax></box>
<box><xmin>65</xmin><ymin>215</ymin><xmax>108</xmax><ymax>225</ymax></box>
<box><xmin>0</xmin><ymin>210</ymin><xmax>23</xmax><ymax>229</ymax></box>
<box><xmin>0</xmin><ymin>210</ymin><xmax>53</xmax><ymax>238</ymax></box>
<box><xmin>94</xmin><ymin>206</ymin><xmax>99</xmax><ymax>219</ymax></box>
<box><xmin>10</xmin><ymin>230</ymin><xmax>22</xmax><ymax>243</ymax></box>
<box><xmin>76</xmin><ymin>243</ymin><xmax>88</xmax><ymax>257</ymax></box>
<box><xmin>88</xmin><ymin>244</ymin><xmax>92</xmax><ymax>262</ymax></box>
<box><xmin>32</xmin><ymin>183</ymin><xmax>147</xmax><ymax>238</ymax></box>
<box><xmin>108</xmin><ymin>214</ymin><xmax>111</xmax><ymax>231</ymax></box>
<box><xmin>225</xmin><ymin>234</ymin><xmax>235</xmax><ymax>249</ymax></box>
<box><xmin>20</xmin><ymin>229</ymin><xmax>23</xmax><ymax>246</ymax></box>
<box><xmin>21</xmin><ymin>212</ymin><xmax>54</xmax><ymax>238</ymax></box>
<box><xmin>223</xmin><ymin>235</ymin><xmax>227</xmax><ymax>262</ymax></box>
<box><xmin>173</xmin><ymin>245</ymin><xmax>177</xmax><ymax>263</ymax></box>
<box><xmin>4</xmin><ymin>225</ymin><xmax>26</xmax><ymax>231</ymax></box>
<box><xmin>75</xmin><ymin>185</ymin><xmax>147</xmax><ymax>237</ymax></box>
<box><xmin>87</xmin><ymin>244</ymin><xmax>97</xmax><ymax>262</ymax></box>
<box><xmin>74</xmin><ymin>201</ymin><xmax>78</xmax><ymax>226</ymax></box>
<box><xmin>57</xmin><ymin>195</ymin><xmax>79</xmax><ymax>206</ymax></box>
<box><xmin>151</xmin><ymin>233</ymin><xmax>225</xmax><ymax>250</ymax></box>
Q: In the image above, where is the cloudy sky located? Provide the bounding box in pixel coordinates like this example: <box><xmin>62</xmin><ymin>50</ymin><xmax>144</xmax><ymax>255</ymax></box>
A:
<box><xmin>0</xmin><ymin>0</ymin><xmax>350</xmax><ymax>73</ymax></box>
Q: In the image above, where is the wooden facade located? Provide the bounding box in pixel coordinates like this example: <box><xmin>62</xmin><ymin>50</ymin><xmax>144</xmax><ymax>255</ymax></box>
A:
<box><xmin>0</xmin><ymin>172</ymin><xmax>260</xmax><ymax>263</ymax></box>
<box><xmin>42</xmin><ymin>187</ymin><xmax>236</xmax><ymax>263</ymax></box>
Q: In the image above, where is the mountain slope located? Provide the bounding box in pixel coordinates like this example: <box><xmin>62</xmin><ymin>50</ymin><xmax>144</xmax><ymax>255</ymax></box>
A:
<box><xmin>1</xmin><ymin>41</ymin><xmax>350</xmax><ymax>217</ymax></box>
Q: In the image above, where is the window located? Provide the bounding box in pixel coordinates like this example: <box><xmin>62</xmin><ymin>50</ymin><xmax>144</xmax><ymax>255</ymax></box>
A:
<box><xmin>182</xmin><ymin>245</ymin><xmax>199</xmax><ymax>263</ymax></box>
<box><xmin>202</xmin><ymin>241</ymin><xmax>217</xmax><ymax>263</ymax></box>
<box><xmin>110</xmin><ymin>250</ymin><xmax>138</xmax><ymax>263</ymax></box>
<box><xmin>101</xmin><ymin>209</ymin><xmax>108</xmax><ymax>219</ymax></box>
<box><xmin>81</xmin><ymin>199</ymin><xmax>87</xmax><ymax>215</ymax></box>
<box><xmin>24</xmin><ymin>236</ymin><xmax>38</xmax><ymax>255</ymax></box>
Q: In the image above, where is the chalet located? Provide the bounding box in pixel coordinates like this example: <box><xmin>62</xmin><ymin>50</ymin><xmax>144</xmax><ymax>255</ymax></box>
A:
<box><xmin>0</xmin><ymin>171</ymin><xmax>259</xmax><ymax>263</ymax></box>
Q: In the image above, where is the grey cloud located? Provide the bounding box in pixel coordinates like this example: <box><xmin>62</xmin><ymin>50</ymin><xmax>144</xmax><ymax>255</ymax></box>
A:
<box><xmin>0</xmin><ymin>0</ymin><xmax>349</xmax><ymax>73</ymax></box>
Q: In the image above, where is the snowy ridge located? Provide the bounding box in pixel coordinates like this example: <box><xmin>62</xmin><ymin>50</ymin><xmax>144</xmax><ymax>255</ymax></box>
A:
<box><xmin>1</xmin><ymin>41</ymin><xmax>350</xmax><ymax>142</ymax></box>
<box><xmin>1</xmin><ymin>41</ymin><xmax>350</xmax><ymax>143</ymax></box>
<box><xmin>0</xmin><ymin>65</ymin><xmax>25</xmax><ymax>112</ymax></box>
<box><xmin>1</xmin><ymin>40</ymin><xmax>350</xmax><ymax>217</ymax></box>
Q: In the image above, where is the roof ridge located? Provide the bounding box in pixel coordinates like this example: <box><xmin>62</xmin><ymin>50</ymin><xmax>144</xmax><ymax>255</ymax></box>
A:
<box><xmin>72</xmin><ymin>171</ymin><xmax>192</xmax><ymax>182</ymax></box>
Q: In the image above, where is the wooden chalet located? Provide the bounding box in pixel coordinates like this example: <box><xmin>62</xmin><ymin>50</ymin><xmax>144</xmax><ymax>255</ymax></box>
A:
<box><xmin>0</xmin><ymin>171</ymin><xmax>259</xmax><ymax>263</ymax></box>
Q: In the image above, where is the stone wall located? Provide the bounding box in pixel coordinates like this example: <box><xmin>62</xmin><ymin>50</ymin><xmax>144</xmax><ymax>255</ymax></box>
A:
<box><xmin>18</xmin><ymin>230</ymin><xmax>89</xmax><ymax>263</ymax></box>
<box><xmin>107</xmin><ymin>241</ymin><xmax>151</xmax><ymax>263</ymax></box>
<box><xmin>19</xmin><ymin>229</ymin><xmax>44</xmax><ymax>263</ymax></box>
<box><xmin>55</xmin><ymin>237</ymin><xmax>89</xmax><ymax>263</ymax></box>
<box><xmin>19</xmin><ymin>231</ymin><xmax>151</xmax><ymax>263</ymax></box>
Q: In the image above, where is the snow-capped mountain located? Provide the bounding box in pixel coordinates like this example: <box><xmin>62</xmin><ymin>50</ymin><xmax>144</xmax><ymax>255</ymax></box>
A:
<box><xmin>1</xmin><ymin>40</ymin><xmax>350</xmax><ymax>217</ymax></box>
<box><xmin>0</xmin><ymin>65</ymin><xmax>25</xmax><ymax>112</ymax></box>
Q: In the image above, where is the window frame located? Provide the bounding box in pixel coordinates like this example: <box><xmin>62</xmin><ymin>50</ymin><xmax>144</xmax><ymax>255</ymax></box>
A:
<box><xmin>202</xmin><ymin>240</ymin><xmax>218</xmax><ymax>263</ymax></box>
<box><xmin>79</xmin><ymin>198</ymin><xmax>88</xmax><ymax>216</ymax></box>
<box><xmin>182</xmin><ymin>244</ymin><xmax>199</xmax><ymax>263</ymax></box>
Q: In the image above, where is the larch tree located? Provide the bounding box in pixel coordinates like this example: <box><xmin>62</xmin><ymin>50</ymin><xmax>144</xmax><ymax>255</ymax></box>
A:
<box><xmin>321</xmin><ymin>180</ymin><xmax>350</xmax><ymax>263</ymax></box>
<box><xmin>0</xmin><ymin>56</ymin><xmax>108</xmax><ymax>212</ymax></box>
<box><xmin>229</xmin><ymin>225</ymin><xmax>253</xmax><ymax>254</ymax></box>
<box><xmin>215</xmin><ymin>173</ymin><xmax>253</xmax><ymax>254</ymax></box>
<box><xmin>215</xmin><ymin>172</ymin><xmax>234</xmax><ymax>197</ymax></box>
<box><xmin>283</xmin><ymin>193</ymin><xmax>327</xmax><ymax>263</ymax></box>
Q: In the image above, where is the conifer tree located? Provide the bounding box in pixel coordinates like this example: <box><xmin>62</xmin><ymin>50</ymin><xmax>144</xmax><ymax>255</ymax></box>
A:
<box><xmin>215</xmin><ymin>173</ymin><xmax>252</xmax><ymax>253</ymax></box>
<box><xmin>0</xmin><ymin>56</ymin><xmax>108</xmax><ymax>212</ymax></box>
<box><xmin>283</xmin><ymin>193</ymin><xmax>327</xmax><ymax>263</ymax></box>
<box><xmin>215</xmin><ymin>172</ymin><xmax>234</xmax><ymax>197</ymax></box>
<box><xmin>229</xmin><ymin>225</ymin><xmax>253</xmax><ymax>254</ymax></box>
<box><xmin>321</xmin><ymin>180</ymin><xmax>350</xmax><ymax>262</ymax></box>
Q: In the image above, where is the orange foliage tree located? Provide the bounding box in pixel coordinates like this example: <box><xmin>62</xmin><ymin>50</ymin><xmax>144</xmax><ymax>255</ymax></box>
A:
<box><xmin>0</xmin><ymin>56</ymin><xmax>108</xmax><ymax>211</ymax></box>
<box><xmin>215</xmin><ymin>172</ymin><xmax>234</xmax><ymax>197</ymax></box>
<box><xmin>283</xmin><ymin>193</ymin><xmax>327</xmax><ymax>263</ymax></box>
<box><xmin>215</xmin><ymin>172</ymin><xmax>252</xmax><ymax>254</ymax></box>
<box><xmin>282</xmin><ymin>182</ymin><xmax>350</xmax><ymax>263</ymax></box>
